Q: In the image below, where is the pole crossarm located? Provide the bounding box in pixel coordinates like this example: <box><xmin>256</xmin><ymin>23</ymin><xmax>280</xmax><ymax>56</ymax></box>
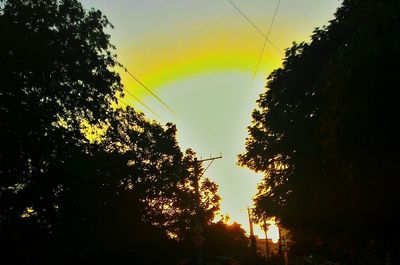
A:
<box><xmin>192</xmin><ymin>154</ymin><xmax>222</xmax><ymax>265</ymax></box>
<box><xmin>197</xmin><ymin>155</ymin><xmax>223</xmax><ymax>163</ymax></box>
<box><xmin>196</xmin><ymin>155</ymin><xmax>222</xmax><ymax>178</ymax></box>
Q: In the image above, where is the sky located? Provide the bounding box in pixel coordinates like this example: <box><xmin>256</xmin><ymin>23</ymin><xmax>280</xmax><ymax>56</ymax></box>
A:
<box><xmin>81</xmin><ymin>0</ymin><xmax>342</xmax><ymax>241</ymax></box>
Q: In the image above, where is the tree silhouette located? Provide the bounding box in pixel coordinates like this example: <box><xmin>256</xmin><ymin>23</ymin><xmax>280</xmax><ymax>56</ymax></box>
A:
<box><xmin>0</xmin><ymin>0</ymin><xmax>121</xmax><ymax>229</ymax></box>
<box><xmin>98</xmin><ymin>108</ymin><xmax>221</xmax><ymax>239</ymax></box>
<box><xmin>203</xmin><ymin>221</ymin><xmax>248</xmax><ymax>258</ymax></box>
<box><xmin>240</xmin><ymin>0</ymin><xmax>400</xmax><ymax>262</ymax></box>
<box><xmin>0</xmin><ymin>1</ymin><xmax>221</xmax><ymax>264</ymax></box>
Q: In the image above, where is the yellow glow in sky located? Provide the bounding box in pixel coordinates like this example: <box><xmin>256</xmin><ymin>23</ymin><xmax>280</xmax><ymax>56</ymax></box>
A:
<box><xmin>117</xmin><ymin>19</ymin><xmax>281</xmax><ymax>98</ymax></box>
<box><xmin>82</xmin><ymin>0</ymin><xmax>342</xmax><ymax>239</ymax></box>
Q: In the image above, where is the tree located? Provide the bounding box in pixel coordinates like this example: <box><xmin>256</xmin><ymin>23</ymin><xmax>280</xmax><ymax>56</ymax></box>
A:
<box><xmin>0</xmin><ymin>0</ymin><xmax>121</xmax><ymax>229</ymax></box>
<box><xmin>203</xmin><ymin>221</ymin><xmax>248</xmax><ymax>258</ymax></box>
<box><xmin>240</xmin><ymin>0</ymin><xmax>400</xmax><ymax>262</ymax></box>
<box><xmin>97</xmin><ymin>108</ymin><xmax>221</xmax><ymax>239</ymax></box>
<box><xmin>0</xmin><ymin>0</ymin><xmax>126</xmax><ymax>262</ymax></box>
<box><xmin>0</xmin><ymin>1</ymin><xmax>221</xmax><ymax>264</ymax></box>
<box><xmin>49</xmin><ymin>108</ymin><xmax>220</xmax><ymax>264</ymax></box>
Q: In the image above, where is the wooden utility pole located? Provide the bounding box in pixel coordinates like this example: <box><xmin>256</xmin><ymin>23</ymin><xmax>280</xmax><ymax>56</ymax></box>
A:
<box><xmin>278</xmin><ymin>226</ymin><xmax>288</xmax><ymax>265</ymax></box>
<box><xmin>247</xmin><ymin>207</ymin><xmax>257</xmax><ymax>258</ymax></box>
<box><xmin>192</xmin><ymin>155</ymin><xmax>222</xmax><ymax>265</ymax></box>
<box><xmin>263</xmin><ymin>218</ymin><xmax>270</xmax><ymax>261</ymax></box>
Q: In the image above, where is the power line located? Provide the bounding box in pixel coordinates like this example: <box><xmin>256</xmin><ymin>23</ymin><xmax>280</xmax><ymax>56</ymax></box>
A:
<box><xmin>108</xmin><ymin>56</ymin><xmax>162</xmax><ymax>117</ymax></box>
<box><xmin>201</xmin><ymin>160</ymin><xmax>214</xmax><ymax>177</ymax></box>
<box><xmin>252</xmin><ymin>0</ymin><xmax>282</xmax><ymax>81</ymax></box>
<box><xmin>118</xmin><ymin>89</ymin><xmax>161</xmax><ymax>118</ymax></box>
<box><xmin>123</xmin><ymin>68</ymin><xmax>175</xmax><ymax>114</ymax></box>
<box><xmin>111</xmin><ymin>56</ymin><xmax>175</xmax><ymax>114</ymax></box>
<box><xmin>118</xmin><ymin>95</ymin><xmax>161</xmax><ymax>119</ymax></box>
<box><xmin>115</xmin><ymin>85</ymin><xmax>160</xmax><ymax>117</ymax></box>
<box><xmin>122</xmin><ymin>87</ymin><xmax>161</xmax><ymax>118</ymax></box>
<box><xmin>226</xmin><ymin>0</ymin><xmax>282</xmax><ymax>54</ymax></box>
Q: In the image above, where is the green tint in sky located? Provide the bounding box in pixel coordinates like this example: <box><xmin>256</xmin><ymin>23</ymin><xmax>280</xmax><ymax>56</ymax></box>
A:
<box><xmin>82</xmin><ymin>0</ymin><xmax>342</xmax><ymax>239</ymax></box>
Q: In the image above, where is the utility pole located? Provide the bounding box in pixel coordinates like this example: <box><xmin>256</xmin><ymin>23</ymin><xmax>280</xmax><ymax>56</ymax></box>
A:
<box><xmin>192</xmin><ymin>155</ymin><xmax>222</xmax><ymax>265</ymax></box>
<box><xmin>247</xmin><ymin>207</ymin><xmax>257</xmax><ymax>258</ymax></box>
<box><xmin>263</xmin><ymin>217</ymin><xmax>270</xmax><ymax>262</ymax></box>
<box><xmin>278</xmin><ymin>226</ymin><xmax>288</xmax><ymax>265</ymax></box>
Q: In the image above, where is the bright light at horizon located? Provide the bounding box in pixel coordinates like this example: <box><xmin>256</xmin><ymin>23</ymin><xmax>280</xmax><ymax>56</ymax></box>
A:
<box><xmin>268</xmin><ymin>222</ymin><xmax>280</xmax><ymax>243</ymax></box>
<box><xmin>252</xmin><ymin>219</ymin><xmax>280</xmax><ymax>243</ymax></box>
<box><xmin>218</xmin><ymin>215</ymin><xmax>280</xmax><ymax>243</ymax></box>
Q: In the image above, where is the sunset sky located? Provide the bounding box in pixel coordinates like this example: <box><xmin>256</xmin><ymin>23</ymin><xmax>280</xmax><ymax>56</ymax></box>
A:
<box><xmin>81</xmin><ymin>0</ymin><xmax>342</xmax><ymax>240</ymax></box>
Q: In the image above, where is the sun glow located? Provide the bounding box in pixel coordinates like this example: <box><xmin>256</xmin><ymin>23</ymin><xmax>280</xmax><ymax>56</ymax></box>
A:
<box><xmin>267</xmin><ymin>222</ymin><xmax>280</xmax><ymax>243</ymax></box>
<box><xmin>219</xmin><ymin>215</ymin><xmax>280</xmax><ymax>243</ymax></box>
<box><xmin>81</xmin><ymin>0</ymin><xmax>342</xmax><ymax>240</ymax></box>
<box><xmin>116</xmin><ymin>20</ymin><xmax>281</xmax><ymax>98</ymax></box>
<box><xmin>252</xmin><ymin>218</ymin><xmax>280</xmax><ymax>243</ymax></box>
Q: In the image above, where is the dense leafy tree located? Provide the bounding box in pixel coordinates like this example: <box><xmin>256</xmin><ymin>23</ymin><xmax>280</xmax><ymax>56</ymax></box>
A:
<box><xmin>240</xmin><ymin>0</ymin><xmax>400</xmax><ymax>261</ymax></box>
<box><xmin>0</xmin><ymin>1</ymin><xmax>221</xmax><ymax>264</ymax></box>
<box><xmin>203</xmin><ymin>221</ymin><xmax>248</xmax><ymax>258</ymax></box>
<box><xmin>97</xmin><ymin>108</ymin><xmax>220</xmax><ymax>238</ymax></box>
<box><xmin>46</xmin><ymin>108</ymin><xmax>219</xmax><ymax>264</ymax></box>
<box><xmin>0</xmin><ymin>0</ymin><xmax>121</xmax><ymax>229</ymax></box>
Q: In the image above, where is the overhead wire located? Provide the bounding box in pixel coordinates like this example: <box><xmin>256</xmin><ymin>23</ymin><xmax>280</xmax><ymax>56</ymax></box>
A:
<box><xmin>111</xmin><ymin>55</ymin><xmax>175</xmax><ymax>114</ymax></box>
<box><xmin>116</xmin><ymin>95</ymin><xmax>161</xmax><ymax>120</ymax></box>
<box><xmin>114</xmin><ymin>86</ymin><xmax>161</xmax><ymax>118</ymax></box>
<box><xmin>252</xmin><ymin>0</ymin><xmax>282</xmax><ymax>81</ymax></box>
<box><xmin>226</xmin><ymin>0</ymin><xmax>282</xmax><ymax>54</ymax></box>
<box><xmin>112</xmin><ymin>2</ymin><xmax>283</xmax><ymax>116</ymax></box>
<box><xmin>121</xmin><ymin>87</ymin><xmax>161</xmax><ymax>118</ymax></box>
<box><xmin>199</xmin><ymin>159</ymin><xmax>215</xmax><ymax>178</ymax></box>
<box><xmin>123</xmin><ymin>68</ymin><xmax>175</xmax><ymax>114</ymax></box>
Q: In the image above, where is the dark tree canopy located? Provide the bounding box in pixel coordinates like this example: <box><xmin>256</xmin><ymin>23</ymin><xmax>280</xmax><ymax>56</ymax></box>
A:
<box><xmin>0</xmin><ymin>0</ymin><xmax>121</xmax><ymax>226</ymax></box>
<box><xmin>240</xmin><ymin>0</ymin><xmax>400</xmax><ymax>240</ymax></box>
<box><xmin>203</xmin><ymin>221</ymin><xmax>248</xmax><ymax>258</ymax></box>
<box><xmin>0</xmin><ymin>1</ymin><xmax>221</xmax><ymax>264</ymax></box>
<box><xmin>97</xmin><ymin>109</ymin><xmax>221</xmax><ymax>238</ymax></box>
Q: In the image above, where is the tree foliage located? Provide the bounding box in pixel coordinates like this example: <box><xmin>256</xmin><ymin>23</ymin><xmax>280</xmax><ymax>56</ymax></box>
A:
<box><xmin>240</xmin><ymin>0</ymin><xmax>400</xmax><ymax>238</ymax></box>
<box><xmin>0</xmin><ymin>1</ymin><xmax>221</xmax><ymax>264</ymax></box>
<box><xmin>0</xmin><ymin>0</ymin><xmax>121</xmax><ymax>227</ymax></box>
<box><xmin>203</xmin><ymin>221</ymin><xmax>248</xmax><ymax>258</ymax></box>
